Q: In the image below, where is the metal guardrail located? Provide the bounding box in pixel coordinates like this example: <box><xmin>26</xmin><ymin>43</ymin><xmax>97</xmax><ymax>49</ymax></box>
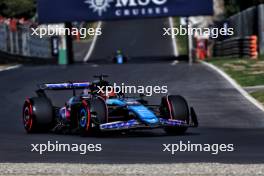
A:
<box><xmin>214</xmin><ymin>35</ymin><xmax>258</xmax><ymax>59</ymax></box>
<box><xmin>0</xmin><ymin>19</ymin><xmax>57</xmax><ymax>60</ymax></box>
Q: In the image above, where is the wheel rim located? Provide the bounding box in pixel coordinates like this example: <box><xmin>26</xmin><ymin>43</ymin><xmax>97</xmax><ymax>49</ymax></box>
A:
<box><xmin>79</xmin><ymin>108</ymin><xmax>87</xmax><ymax>128</ymax></box>
<box><xmin>23</xmin><ymin>103</ymin><xmax>33</xmax><ymax>131</ymax></box>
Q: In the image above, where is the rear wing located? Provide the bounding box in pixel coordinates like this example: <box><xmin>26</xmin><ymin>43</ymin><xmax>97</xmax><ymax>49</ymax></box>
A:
<box><xmin>38</xmin><ymin>82</ymin><xmax>90</xmax><ymax>90</ymax></box>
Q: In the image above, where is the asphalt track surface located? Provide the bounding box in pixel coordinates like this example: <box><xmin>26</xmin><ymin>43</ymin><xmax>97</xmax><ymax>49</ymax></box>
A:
<box><xmin>88</xmin><ymin>18</ymin><xmax>176</xmax><ymax>61</ymax></box>
<box><xmin>0</xmin><ymin>18</ymin><xmax>264</xmax><ymax>164</ymax></box>
<box><xmin>0</xmin><ymin>62</ymin><xmax>264</xmax><ymax>164</ymax></box>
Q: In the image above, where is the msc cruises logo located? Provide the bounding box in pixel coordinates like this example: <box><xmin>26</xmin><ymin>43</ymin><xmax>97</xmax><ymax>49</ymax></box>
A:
<box><xmin>84</xmin><ymin>0</ymin><xmax>113</xmax><ymax>16</ymax></box>
<box><xmin>84</xmin><ymin>0</ymin><xmax>168</xmax><ymax>17</ymax></box>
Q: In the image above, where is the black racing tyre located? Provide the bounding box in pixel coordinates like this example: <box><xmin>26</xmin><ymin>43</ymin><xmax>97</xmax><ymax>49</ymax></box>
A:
<box><xmin>23</xmin><ymin>97</ymin><xmax>53</xmax><ymax>133</ymax></box>
<box><xmin>79</xmin><ymin>97</ymin><xmax>107</xmax><ymax>136</ymax></box>
<box><xmin>90</xmin><ymin>97</ymin><xmax>107</xmax><ymax>125</ymax></box>
<box><xmin>160</xmin><ymin>95</ymin><xmax>189</xmax><ymax>135</ymax></box>
<box><xmin>79</xmin><ymin>101</ymin><xmax>92</xmax><ymax>136</ymax></box>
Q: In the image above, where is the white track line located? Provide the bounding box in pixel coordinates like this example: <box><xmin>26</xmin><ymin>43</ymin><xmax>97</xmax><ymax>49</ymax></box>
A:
<box><xmin>83</xmin><ymin>21</ymin><xmax>102</xmax><ymax>62</ymax></box>
<box><xmin>168</xmin><ymin>17</ymin><xmax>179</xmax><ymax>57</ymax></box>
<box><xmin>0</xmin><ymin>65</ymin><xmax>21</xmax><ymax>72</ymax></box>
<box><xmin>201</xmin><ymin>61</ymin><xmax>264</xmax><ymax>112</ymax></box>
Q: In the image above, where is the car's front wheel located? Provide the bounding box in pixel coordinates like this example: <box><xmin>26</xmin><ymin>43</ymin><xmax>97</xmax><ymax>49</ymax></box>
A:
<box><xmin>160</xmin><ymin>95</ymin><xmax>189</xmax><ymax>135</ymax></box>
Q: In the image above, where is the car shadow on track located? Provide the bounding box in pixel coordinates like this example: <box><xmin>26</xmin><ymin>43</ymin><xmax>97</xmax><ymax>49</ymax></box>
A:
<box><xmin>83</xmin><ymin>129</ymin><xmax>200</xmax><ymax>138</ymax></box>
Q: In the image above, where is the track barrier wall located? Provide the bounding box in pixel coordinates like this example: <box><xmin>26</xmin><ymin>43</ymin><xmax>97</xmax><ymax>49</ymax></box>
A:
<box><xmin>214</xmin><ymin>36</ymin><xmax>258</xmax><ymax>59</ymax></box>
<box><xmin>0</xmin><ymin>19</ymin><xmax>57</xmax><ymax>60</ymax></box>
<box><xmin>213</xmin><ymin>4</ymin><xmax>264</xmax><ymax>58</ymax></box>
<box><xmin>259</xmin><ymin>4</ymin><xmax>264</xmax><ymax>55</ymax></box>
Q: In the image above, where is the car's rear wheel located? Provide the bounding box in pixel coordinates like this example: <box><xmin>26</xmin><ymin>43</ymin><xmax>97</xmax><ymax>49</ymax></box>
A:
<box><xmin>90</xmin><ymin>96</ymin><xmax>108</xmax><ymax>125</ymax></box>
<box><xmin>79</xmin><ymin>101</ymin><xmax>92</xmax><ymax>136</ymax></box>
<box><xmin>160</xmin><ymin>95</ymin><xmax>189</xmax><ymax>135</ymax></box>
<box><xmin>23</xmin><ymin>97</ymin><xmax>53</xmax><ymax>133</ymax></box>
<box><xmin>79</xmin><ymin>97</ymin><xmax>107</xmax><ymax>136</ymax></box>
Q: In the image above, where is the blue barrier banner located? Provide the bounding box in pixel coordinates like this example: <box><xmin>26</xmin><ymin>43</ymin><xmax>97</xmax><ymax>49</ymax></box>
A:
<box><xmin>38</xmin><ymin>0</ymin><xmax>213</xmax><ymax>23</ymax></box>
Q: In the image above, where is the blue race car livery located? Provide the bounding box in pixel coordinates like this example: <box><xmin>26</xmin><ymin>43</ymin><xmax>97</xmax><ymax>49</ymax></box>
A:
<box><xmin>23</xmin><ymin>75</ymin><xmax>198</xmax><ymax>136</ymax></box>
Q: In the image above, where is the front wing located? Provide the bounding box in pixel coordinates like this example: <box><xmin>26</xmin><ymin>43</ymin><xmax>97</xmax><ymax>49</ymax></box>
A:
<box><xmin>100</xmin><ymin>107</ymin><xmax>198</xmax><ymax>131</ymax></box>
<box><xmin>100</xmin><ymin>118</ymin><xmax>196</xmax><ymax>132</ymax></box>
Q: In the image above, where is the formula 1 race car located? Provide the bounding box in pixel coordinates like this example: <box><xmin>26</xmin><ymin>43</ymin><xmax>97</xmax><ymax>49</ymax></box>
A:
<box><xmin>22</xmin><ymin>75</ymin><xmax>198</xmax><ymax>136</ymax></box>
<box><xmin>112</xmin><ymin>50</ymin><xmax>128</xmax><ymax>64</ymax></box>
